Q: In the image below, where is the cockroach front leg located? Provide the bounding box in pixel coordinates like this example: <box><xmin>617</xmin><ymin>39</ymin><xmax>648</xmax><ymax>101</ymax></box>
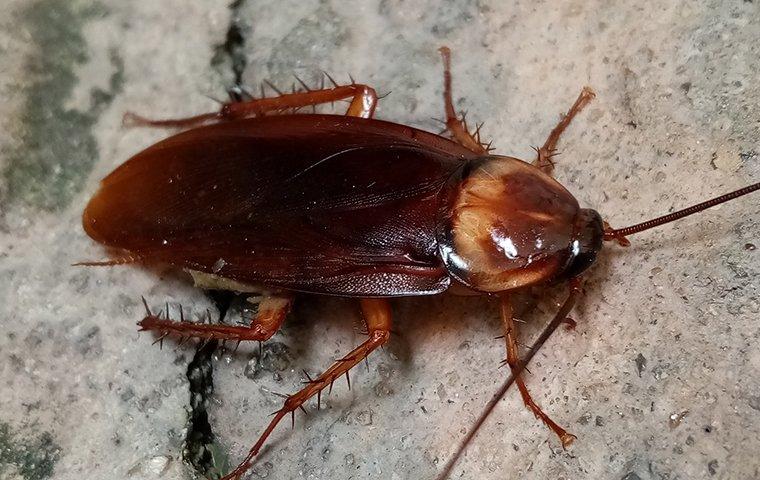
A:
<box><xmin>138</xmin><ymin>295</ymin><xmax>291</xmax><ymax>344</ymax></box>
<box><xmin>124</xmin><ymin>80</ymin><xmax>378</xmax><ymax>129</ymax></box>
<box><xmin>499</xmin><ymin>295</ymin><xmax>576</xmax><ymax>447</ymax></box>
<box><xmin>533</xmin><ymin>87</ymin><xmax>595</xmax><ymax>175</ymax></box>
<box><xmin>221</xmin><ymin>298</ymin><xmax>392</xmax><ymax>480</ymax></box>
<box><xmin>439</xmin><ymin>46</ymin><xmax>490</xmax><ymax>155</ymax></box>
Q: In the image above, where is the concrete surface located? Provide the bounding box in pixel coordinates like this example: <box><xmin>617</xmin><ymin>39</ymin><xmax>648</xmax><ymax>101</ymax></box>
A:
<box><xmin>1</xmin><ymin>1</ymin><xmax>758</xmax><ymax>479</ymax></box>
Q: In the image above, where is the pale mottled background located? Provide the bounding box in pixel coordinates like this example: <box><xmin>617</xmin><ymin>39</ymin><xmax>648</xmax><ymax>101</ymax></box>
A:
<box><xmin>1</xmin><ymin>1</ymin><xmax>759</xmax><ymax>479</ymax></box>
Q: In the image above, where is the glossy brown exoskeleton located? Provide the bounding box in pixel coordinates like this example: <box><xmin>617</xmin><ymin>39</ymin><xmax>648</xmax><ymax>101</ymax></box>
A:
<box><xmin>81</xmin><ymin>47</ymin><xmax>759</xmax><ymax>480</ymax></box>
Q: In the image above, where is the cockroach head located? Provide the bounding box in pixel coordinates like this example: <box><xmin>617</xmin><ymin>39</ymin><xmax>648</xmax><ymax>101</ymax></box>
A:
<box><xmin>439</xmin><ymin>156</ymin><xmax>604</xmax><ymax>292</ymax></box>
<box><xmin>559</xmin><ymin>208</ymin><xmax>604</xmax><ymax>280</ymax></box>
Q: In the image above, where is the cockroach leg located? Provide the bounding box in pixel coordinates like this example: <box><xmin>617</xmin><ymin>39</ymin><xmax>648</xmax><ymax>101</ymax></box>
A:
<box><xmin>533</xmin><ymin>86</ymin><xmax>595</xmax><ymax>175</ymax></box>
<box><xmin>73</xmin><ymin>253</ymin><xmax>140</xmax><ymax>267</ymax></box>
<box><xmin>220</xmin><ymin>298</ymin><xmax>392</xmax><ymax>480</ymax></box>
<box><xmin>499</xmin><ymin>295</ymin><xmax>576</xmax><ymax>448</ymax></box>
<box><xmin>219</xmin><ymin>82</ymin><xmax>378</xmax><ymax>119</ymax></box>
<box><xmin>123</xmin><ymin>82</ymin><xmax>378</xmax><ymax>129</ymax></box>
<box><xmin>438</xmin><ymin>46</ymin><xmax>490</xmax><ymax>155</ymax></box>
<box><xmin>138</xmin><ymin>295</ymin><xmax>292</xmax><ymax>343</ymax></box>
<box><xmin>437</xmin><ymin>284</ymin><xmax>582</xmax><ymax>480</ymax></box>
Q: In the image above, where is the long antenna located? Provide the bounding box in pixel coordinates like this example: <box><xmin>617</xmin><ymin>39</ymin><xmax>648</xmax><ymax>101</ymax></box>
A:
<box><xmin>604</xmin><ymin>181</ymin><xmax>760</xmax><ymax>242</ymax></box>
<box><xmin>436</xmin><ymin>284</ymin><xmax>581</xmax><ymax>480</ymax></box>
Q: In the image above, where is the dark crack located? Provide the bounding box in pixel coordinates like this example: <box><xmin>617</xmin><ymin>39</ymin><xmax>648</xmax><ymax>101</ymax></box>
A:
<box><xmin>211</xmin><ymin>0</ymin><xmax>250</xmax><ymax>88</ymax></box>
<box><xmin>184</xmin><ymin>291</ymin><xmax>234</xmax><ymax>478</ymax></box>
<box><xmin>184</xmin><ymin>339</ymin><xmax>218</xmax><ymax>476</ymax></box>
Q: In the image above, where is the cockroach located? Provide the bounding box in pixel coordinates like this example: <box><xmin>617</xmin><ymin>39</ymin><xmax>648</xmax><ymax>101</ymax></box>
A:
<box><xmin>81</xmin><ymin>47</ymin><xmax>759</xmax><ymax>480</ymax></box>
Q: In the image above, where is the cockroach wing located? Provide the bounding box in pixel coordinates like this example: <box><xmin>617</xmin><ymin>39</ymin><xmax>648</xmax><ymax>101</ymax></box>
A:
<box><xmin>83</xmin><ymin>115</ymin><xmax>476</xmax><ymax>296</ymax></box>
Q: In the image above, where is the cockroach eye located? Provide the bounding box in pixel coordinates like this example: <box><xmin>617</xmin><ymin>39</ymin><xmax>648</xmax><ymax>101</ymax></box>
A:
<box><xmin>560</xmin><ymin>208</ymin><xmax>604</xmax><ymax>280</ymax></box>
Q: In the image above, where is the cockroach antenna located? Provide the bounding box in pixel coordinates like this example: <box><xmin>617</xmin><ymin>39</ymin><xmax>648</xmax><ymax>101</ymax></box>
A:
<box><xmin>603</xmin><ymin>181</ymin><xmax>760</xmax><ymax>244</ymax></box>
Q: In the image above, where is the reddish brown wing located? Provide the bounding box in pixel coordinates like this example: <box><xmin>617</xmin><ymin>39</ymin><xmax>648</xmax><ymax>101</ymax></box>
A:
<box><xmin>84</xmin><ymin>114</ymin><xmax>477</xmax><ymax>296</ymax></box>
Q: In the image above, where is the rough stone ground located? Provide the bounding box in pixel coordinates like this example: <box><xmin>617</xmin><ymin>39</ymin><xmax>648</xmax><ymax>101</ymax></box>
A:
<box><xmin>0</xmin><ymin>1</ymin><xmax>758</xmax><ymax>479</ymax></box>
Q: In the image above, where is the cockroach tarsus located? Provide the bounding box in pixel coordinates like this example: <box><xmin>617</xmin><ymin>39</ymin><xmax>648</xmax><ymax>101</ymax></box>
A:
<box><xmin>80</xmin><ymin>47</ymin><xmax>759</xmax><ymax>480</ymax></box>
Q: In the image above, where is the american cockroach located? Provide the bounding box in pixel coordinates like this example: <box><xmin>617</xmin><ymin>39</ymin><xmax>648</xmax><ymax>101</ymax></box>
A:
<box><xmin>81</xmin><ymin>47</ymin><xmax>759</xmax><ymax>480</ymax></box>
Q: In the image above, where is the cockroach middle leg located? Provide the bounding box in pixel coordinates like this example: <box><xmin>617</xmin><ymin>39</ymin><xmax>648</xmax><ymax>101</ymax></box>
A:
<box><xmin>123</xmin><ymin>81</ymin><xmax>378</xmax><ymax>129</ymax></box>
<box><xmin>533</xmin><ymin>87</ymin><xmax>595</xmax><ymax>175</ymax></box>
<box><xmin>138</xmin><ymin>295</ymin><xmax>292</xmax><ymax>343</ymax></box>
<box><xmin>499</xmin><ymin>295</ymin><xmax>576</xmax><ymax>447</ymax></box>
<box><xmin>220</xmin><ymin>298</ymin><xmax>392</xmax><ymax>480</ymax></box>
<box><xmin>438</xmin><ymin>46</ymin><xmax>490</xmax><ymax>155</ymax></box>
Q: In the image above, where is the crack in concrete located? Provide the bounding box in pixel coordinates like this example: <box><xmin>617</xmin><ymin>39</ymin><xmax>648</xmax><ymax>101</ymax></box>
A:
<box><xmin>184</xmin><ymin>291</ymin><xmax>234</xmax><ymax>478</ymax></box>
<box><xmin>211</xmin><ymin>0</ymin><xmax>250</xmax><ymax>88</ymax></box>
<box><xmin>184</xmin><ymin>339</ymin><xmax>218</xmax><ymax>476</ymax></box>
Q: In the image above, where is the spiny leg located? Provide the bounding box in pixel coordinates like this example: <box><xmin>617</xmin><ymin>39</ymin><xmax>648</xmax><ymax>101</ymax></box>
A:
<box><xmin>220</xmin><ymin>298</ymin><xmax>392</xmax><ymax>480</ymax></box>
<box><xmin>438</xmin><ymin>46</ymin><xmax>489</xmax><ymax>155</ymax></box>
<box><xmin>499</xmin><ymin>295</ymin><xmax>576</xmax><ymax>447</ymax></box>
<box><xmin>533</xmin><ymin>86</ymin><xmax>595</xmax><ymax>175</ymax></box>
<box><xmin>124</xmin><ymin>78</ymin><xmax>378</xmax><ymax>129</ymax></box>
<box><xmin>139</xmin><ymin>295</ymin><xmax>292</xmax><ymax>344</ymax></box>
<box><xmin>73</xmin><ymin>253</ymin><xmax>141</xmax><ymax>267</ymax></box>
<box><xmin>435</xmin><ymin>282</ymin><xmax>582</xmax><ymax>480</ymax></box>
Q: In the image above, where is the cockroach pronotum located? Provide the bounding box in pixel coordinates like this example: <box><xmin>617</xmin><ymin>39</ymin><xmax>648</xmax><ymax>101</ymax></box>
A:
<box><xmin>80</xmin><ymin>47</ymin><xmax>759</xmax><ymax>480</ymax></box>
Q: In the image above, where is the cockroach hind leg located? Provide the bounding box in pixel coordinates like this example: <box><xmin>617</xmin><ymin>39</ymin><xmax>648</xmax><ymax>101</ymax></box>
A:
<box><xmin>219</xmin><ymin>299</ymin><xmax>392</xmax><ymax>480</ymax></box>
<box><xmin>137</xmin><ymin>295</ymin><xmax>292</xmax><ymax>344</ymax></box>
<box><xmin>533</xmin><ymin>86</ymin><xmax>595</xmax><ymax>175</ymax></box>
<box><xmin>500</xmin><ymin>295</ymin><xmax>576</xmax><ymax>448</ymax></box>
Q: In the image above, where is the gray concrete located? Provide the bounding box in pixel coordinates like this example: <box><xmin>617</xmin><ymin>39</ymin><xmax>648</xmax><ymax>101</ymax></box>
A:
<box><xmin>1</xmin><ymin>1</ymin><xmax>758</xmax><ymax>479</ymax></box>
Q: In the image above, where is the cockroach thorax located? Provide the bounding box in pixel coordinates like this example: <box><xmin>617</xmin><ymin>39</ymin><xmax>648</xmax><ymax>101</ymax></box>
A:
<box><xmin>439</xmin><ymin>156</ymin><xmax>602</xmax><ymax>292</ymax></box>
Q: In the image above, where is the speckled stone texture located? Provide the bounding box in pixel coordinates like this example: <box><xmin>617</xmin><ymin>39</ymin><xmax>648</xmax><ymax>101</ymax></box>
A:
<box><xmin>1</xmin><ymin>1</ymin><xmax>758</xmax><ymax>480</ymax></box>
